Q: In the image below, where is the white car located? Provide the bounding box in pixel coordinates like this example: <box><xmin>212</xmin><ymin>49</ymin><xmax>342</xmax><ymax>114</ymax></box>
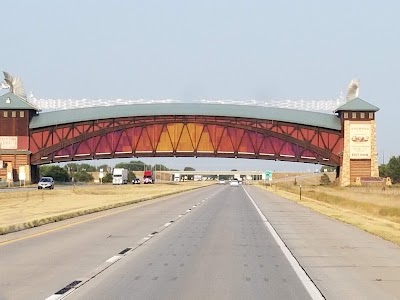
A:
<box><xmin>219</xmin><ymin>179</ymin><xmax>225</xmax><ymax>184</ymax></box>
<box><xmin>38</xmin><ymin>177</ymin><xmax>55</xmax><ymax>189</ymax></box>
<box><xmin>230</xmin><ymin>179</ymin><xmax>239</xmax><ymax>187</ymax></box>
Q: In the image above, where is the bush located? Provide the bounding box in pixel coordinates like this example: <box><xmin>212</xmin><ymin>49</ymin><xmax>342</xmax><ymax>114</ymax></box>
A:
<box><xmin>102</xmin><ymin>173</ymin><xmax>113</xmax><ymax>183</ymax></box>
<box><xmin>72</xmin><ymin>171</ymin><xmax>94</xmax><ymax>183</ymax></box>
<box><xmin>320</xmin><ymin>173</ymin><xmax>331</xmax><ymax>186</ymax></box>
<box><xmin>40</xmin><ymin>165</ymin><xmax>70</xmax><ymax>182</ymax></box>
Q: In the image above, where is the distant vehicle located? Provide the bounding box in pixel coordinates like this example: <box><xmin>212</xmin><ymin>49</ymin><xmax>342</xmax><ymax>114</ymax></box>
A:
<box><xmin>38</xmin><ymin>177</ymin><xmax>54</xmax><ymax>189</ymax></box>
<box><xmin>219</xmin><ymin>179</ymin><xmax>225</xmax><ymax>184</ymax></box>
<box><xmin>143</xmin><ymin>170</ymin><xmax>155</xmax><ymax>184</ymax></box>
<box><xmin>230</xmin><ymin>179</ymin><xmax>239</xmax><ymax>187</ymax></box>
<box><xmin>173</xmin><ymin>173</ymin><xmax>180</xmax><ymax>182</ymax></box>
<box><xmin>113</xmin><ymin>168</ymin><xmax>128</xmax><ymax>185</ymax></box>
<box><xmin>132</xmin><ymin>178</ymin><xmax>141</xmax><ymax>184</ymax></box>
<box><xmin>143</xmin><ymin>177</ymin><xmax>153</xmax><ymax>184</ymax></box>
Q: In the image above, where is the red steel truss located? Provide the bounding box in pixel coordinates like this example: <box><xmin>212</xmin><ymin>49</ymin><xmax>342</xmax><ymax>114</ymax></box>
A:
<box><xmin>29</xmin><ymin>116</ymin><xmax>343</xmax><ymax>166</ymax></box>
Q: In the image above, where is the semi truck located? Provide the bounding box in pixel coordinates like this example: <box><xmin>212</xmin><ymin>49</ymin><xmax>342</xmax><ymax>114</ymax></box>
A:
<box><xmin>173</xmin><ymin>173</ymin><xmax>180</xmax><ymax>182</ymax></box>
<box><xmin>112</xmin><ymin>168</ymin><xmax>128</xmax><ymax>185</ymax></box>
<box><xmin>143</xmin><ymin>170</ymin><xmax>155</xmax><ymax>184</ymax></box>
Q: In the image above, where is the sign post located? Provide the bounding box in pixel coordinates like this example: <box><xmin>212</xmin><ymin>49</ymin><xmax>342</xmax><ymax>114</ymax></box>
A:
<box><xmin>265</xmin><ymin>171</ymin><xmax>273</xmax><ymax>187</ymax></box>
<box><xmin>99</xmin><ymin>169</ymin><xmax>104</xmax><ymax>184</ymax></box>
<box><xmin>19</xmin><ymin>166</ymin><xmax>26</xmax><ymax>187</ymax></box>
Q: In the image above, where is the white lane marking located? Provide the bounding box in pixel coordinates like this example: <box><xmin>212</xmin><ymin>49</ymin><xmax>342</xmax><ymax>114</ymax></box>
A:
<box><xmin>143</xmin><ymin>237</ymin><xmax>150</xmax><ymax>241</ymax></box>
<box><xmin>243</xmin><ymin>188</ymin><xmax>324</xmax><ymax>300</ymax></box>
<box><xmin>164</xmin><ymin>222</ymin><xmax>172</xmax><ymax>227</ymax></box>
<box><xmin>106</xmin><ymin>255</ymin><xmax>121</xmax><ymax>263</ymax></box>
<box><xmin>186</xmin><ymin>209</ymin><xmax>191</xmax><ymax>212</ymax></box>
<box><xmin>178</xmin><ymin>214</ymin><xmax>183</xmax><ymax>218</ymax></box>
<box><xmin>193</xmin><ymin>205</ymin><xmax>197</xmax><ymax>208</ymax></box>
<box><xmin>45</xmin><ymin>295</ymin><xmax>62</xmax><ymax>300</ymax></box>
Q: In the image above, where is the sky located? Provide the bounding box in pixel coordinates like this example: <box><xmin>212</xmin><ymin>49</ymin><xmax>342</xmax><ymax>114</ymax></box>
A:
<box><xmin>1</xmin><ymin>0</ymin><xmax>399</xmax><ymax>171</ymax></box>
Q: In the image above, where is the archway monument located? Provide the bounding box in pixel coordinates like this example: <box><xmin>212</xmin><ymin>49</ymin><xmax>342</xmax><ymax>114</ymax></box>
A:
<box><xmin>0</xmin><ymin>72</ymin><xmax>379</xmax><ymax>186</ymax></box>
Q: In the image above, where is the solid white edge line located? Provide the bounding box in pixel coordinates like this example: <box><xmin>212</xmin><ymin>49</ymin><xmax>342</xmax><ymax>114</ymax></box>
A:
<box><xmin>243</xmin><ymin>187</ymin><xmax>324</xmax><ymax>300</ymax></box>
<box><xmin>164</xmin><ymin>222</ymin><xmax>172</xmax><ymax>227</ymax></box>
<box><xmin>106</xmin><ymin>255</ymin><xmax>121</xmax><ymax>263</ymax></box>
<box><xmin>45</xmin><ymin>295</ymin><xmax>62</xmax><ymax>300</ymax></box>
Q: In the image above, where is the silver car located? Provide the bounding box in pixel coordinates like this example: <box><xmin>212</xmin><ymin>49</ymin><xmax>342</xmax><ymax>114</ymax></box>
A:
<box><xmin>38</xmin><ymin>177</ymin><xmax>55</xmax><ymax>189</ymax></box>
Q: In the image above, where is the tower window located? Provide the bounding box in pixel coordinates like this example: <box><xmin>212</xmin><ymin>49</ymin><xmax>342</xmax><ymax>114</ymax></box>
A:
<box><xmin>360</xmin><ymin>112</ymin><xmax>365</xmax><ymax>119</ymax></box>
<box><xmin>343</xmin><ymin>112</ymin><xmax>348</xmax><ymax>119</ymax></box>
<box><xmin>11</xmin><ymin>111</ymin><xmax>16</xmax><ymax>118</ymax></box>
<box><xmin>352</xmin><ymin>112</ymin><xmax>357</xmax><ymax>119</ymax></box>
<box><xmin>369</xmin><ymin>112</ymin><xmax>374</xmax><ymax>119</ymax></box>
<box><xmin>3</xmin><ymin>111</ymin><xmax>7</xmax><ymax>118</ymax></box>
<box><xmin>19</xmin><ymin>111</ymin><xmax>24</xmax><ymax>118</ymax></box>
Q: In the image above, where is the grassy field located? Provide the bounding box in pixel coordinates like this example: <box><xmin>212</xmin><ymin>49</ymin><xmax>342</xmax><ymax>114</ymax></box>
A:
<box><xmin>261</xmin><ymin>174</ymin><xmax>400</xmax><ymax>245</ymax></box>
<box><xmin>0</xmin><ymin>182</ymin><xmax>213</xmax><ymax>235</ymax></box>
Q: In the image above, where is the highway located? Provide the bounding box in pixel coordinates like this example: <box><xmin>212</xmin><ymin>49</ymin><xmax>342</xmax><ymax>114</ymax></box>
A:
<box><xmin>1</xmin><ymin>184</ymin><xmax>400</xmax><ymax>300</ymax></box>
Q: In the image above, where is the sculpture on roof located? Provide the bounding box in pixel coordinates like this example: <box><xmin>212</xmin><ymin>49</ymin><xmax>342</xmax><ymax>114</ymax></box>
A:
<box><xmin>0</xmin><ymin>71</ymin><xmax>27</xmax><ymax>100</ymax></box>
<box><xmin>346</xmin><ymin>78</ymin><xmax>360</xmax><ymax>102</ymax></box>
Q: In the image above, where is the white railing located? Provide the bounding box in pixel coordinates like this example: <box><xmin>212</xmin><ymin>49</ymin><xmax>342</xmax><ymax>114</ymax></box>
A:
<box><xmin>27</xmin><ymin>94</ymin><xmax>345</xmax><ymax>113</ymax></box>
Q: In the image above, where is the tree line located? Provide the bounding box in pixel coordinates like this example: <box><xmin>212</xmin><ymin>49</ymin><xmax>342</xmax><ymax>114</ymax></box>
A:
<box><xmin>39</xmin><ymin>160</ymin><xmax>196</xmax><ymax>183</ymax></box>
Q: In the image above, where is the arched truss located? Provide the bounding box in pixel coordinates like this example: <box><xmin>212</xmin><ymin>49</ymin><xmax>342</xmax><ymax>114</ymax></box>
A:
<box><xmin>29</xmin><ymin>115</ymin><xmax>343</xmax><ymax>166</ymax></box>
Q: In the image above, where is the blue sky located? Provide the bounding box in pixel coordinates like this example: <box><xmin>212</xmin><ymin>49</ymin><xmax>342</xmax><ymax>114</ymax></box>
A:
<box><xmin>1</xmin><ymin>1</ymin><xmax>399</xmax><ymax>171</ymax></box>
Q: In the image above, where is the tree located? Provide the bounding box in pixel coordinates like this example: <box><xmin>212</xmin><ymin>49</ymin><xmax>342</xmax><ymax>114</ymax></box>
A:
<box><xmin>381</xmin><ymin>156</ymin><xmax>400</xmax><ymax>183</ymax></box>
<box><xmin>152</xmin><ymin>164</ymin><xmax>169</xmax><ymax>171</ymax></box>
<box><xmin>102</xmin><ymin>173</ymin><xmax>113</xmax><ymax>183</ymax></box>
<box><xmin>65</xmin><ymin>163</ymin><xmax>79</xmax><ymax>173</ymax></box>
<box><xmin>320</xmin><ymin>173</ymin><xmax>331</xmax><ymax>185</ymax></box>
<box><xmin>115</xmin><ymin>160</ymin><xmax>151</xmax><ymax>171</ymax></box>
<box><xmin>379</xmin><ymin>164</ymin><xmax>388</xmax><ymax>178</ymax></box>
<box><xmin>183</xmin><ymin>167</ymin><xmax>195</xmax><ymax>171</ymax></box>
<box><xmin>99</xmin><ymin>164</ymin><xmax>111</xmax><ymax>173</ymax></box>
<box><xmin>40</xmin><ymin>165</ymin><xmax>70</xmax><ymax>182</ymax></box>
<box><xmin>79</xmin><ymin>163</ymin><xmax>97</xmax><ymax>172</ymax></box>
<box><xmin>73</xmin><ymin>171</ymin><xmax>94</xmax><ymax>183</ymax></box>
<box><xmin>127</xmin><ymin>171</ymin><xmax>136</xmax><ymax>182</ymax></box>
<box><xmin>320</xmin><ymin>165</ymin><xmax>335</xmax><ymax>173</ymax></box>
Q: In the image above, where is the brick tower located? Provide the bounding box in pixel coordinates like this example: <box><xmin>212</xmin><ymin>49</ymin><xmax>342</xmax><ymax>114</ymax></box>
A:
<box><xmin>0</xmin><ymin>92</ymin><xmax>39</xmax><ymax>184</ymax></box>
<box><xmin>335</xmin><ymin>98</ymin><xmax>379</xmax><ymax>186</ymax></box>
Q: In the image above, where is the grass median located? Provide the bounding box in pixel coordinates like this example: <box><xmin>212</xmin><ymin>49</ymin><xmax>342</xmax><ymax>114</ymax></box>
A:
<box><xmin>261</xmin><ymin>181</ymin><xmax>400</xmax><ymax>245</ymax></box>
<box><xmin>0</xmin><ymin>182</ymin><xmax>213</xmax><ymax>235</ymax></box>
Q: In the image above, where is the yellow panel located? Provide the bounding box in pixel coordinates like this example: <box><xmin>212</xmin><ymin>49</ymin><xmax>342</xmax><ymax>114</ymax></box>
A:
<box><xmin>166</xmin><ymin>123</ymin><xmax>181</xmax><ymax>148</ymax></box>
<box><xmin>156</xmin><ymin>127</ymin><xmax>174</xmax><ymax>151</ymax></box>
<box><xmin>197</xmin><ymin>129</ymin><xmax>214</xmax><ymax>152</ymax></box>
<box><xmin>176</xmin><ymin>125</ymin><xmax>194</xmax><ymax>151</ymax></box>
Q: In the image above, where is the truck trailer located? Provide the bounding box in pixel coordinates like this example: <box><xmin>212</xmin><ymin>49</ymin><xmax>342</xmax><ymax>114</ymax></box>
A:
<box><xmin>112</xmin><ymin>168</ymin><xmax>128</xmax><ymax>184</ymax></box>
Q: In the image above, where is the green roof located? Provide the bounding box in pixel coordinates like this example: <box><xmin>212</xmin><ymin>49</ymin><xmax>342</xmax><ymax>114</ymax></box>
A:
<box><xmin>29</xmin><ymin>103</ymin><xmax>341</xmax><ymax>131</ymax></box>
<box><xmin>0</xmin><ymin>92</ymin><xmax>39</xmax><ymax>111</ymax></box>
<box><xmin>334</xmin><ymin>97</ymin><xmax>379</xmax><ymax>113</ymax></box>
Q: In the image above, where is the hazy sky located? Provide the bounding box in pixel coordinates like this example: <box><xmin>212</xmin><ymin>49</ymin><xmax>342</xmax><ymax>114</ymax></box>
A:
<box><xmin>1</xmin><ymin>1</ymin><xmax>399</xmax><ymax>171</ymax></box>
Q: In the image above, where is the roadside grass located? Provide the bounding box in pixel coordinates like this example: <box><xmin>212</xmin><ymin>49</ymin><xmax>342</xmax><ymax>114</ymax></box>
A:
<box><xmin>262</xmin><ymin>182</ymin><xmax>400</xmax><ymax>245</ymax></box>
<box><xmin>0</xmin><ymin>182</ymin><xmax>213</xmax><ymax>235</ymax></box>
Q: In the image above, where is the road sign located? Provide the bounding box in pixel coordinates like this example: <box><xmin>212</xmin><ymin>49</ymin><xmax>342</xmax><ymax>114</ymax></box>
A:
<box><xmin>265</xmin><ymin>171</ymin><xmax>272</xmax><ymax>181</ymax></box>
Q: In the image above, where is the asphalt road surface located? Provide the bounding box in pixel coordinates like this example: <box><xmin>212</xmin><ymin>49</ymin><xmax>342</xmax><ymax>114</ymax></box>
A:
<box><xmin>1</xmin><ymin>184</ymin><xmax>399</xmax><ymax>300</ymax></box>
<box><xmin>66</xmin><ymin>185</ymin><xmax>313</xmax><ymax>300</ymax></box>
